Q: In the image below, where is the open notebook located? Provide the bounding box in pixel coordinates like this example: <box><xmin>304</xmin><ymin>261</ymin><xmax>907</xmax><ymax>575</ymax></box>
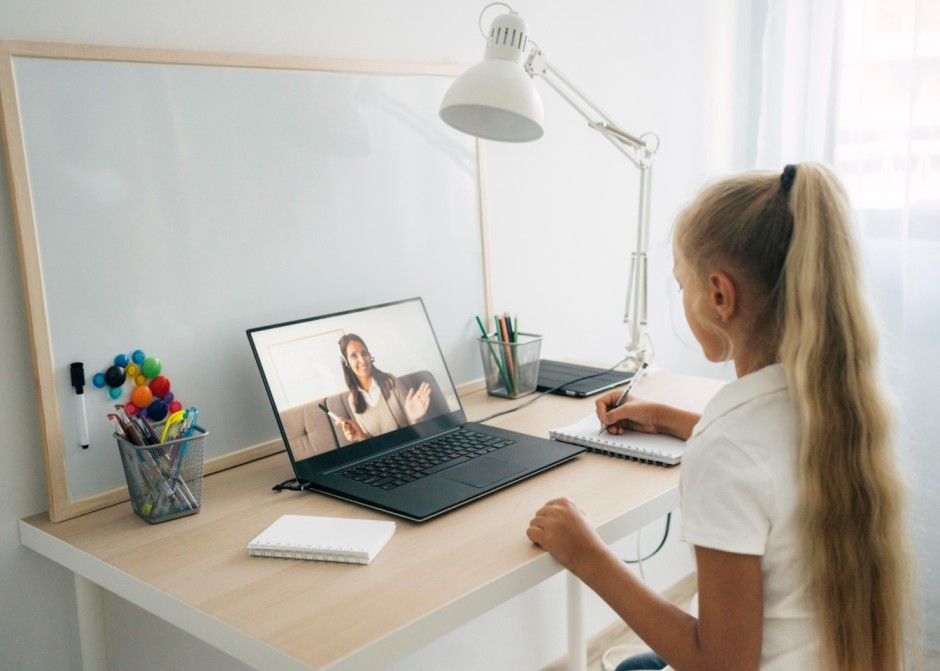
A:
<box><xmin>550</xmin><ymin>413</ymin><xmax>686</xmax><ymax>467</ymax></box>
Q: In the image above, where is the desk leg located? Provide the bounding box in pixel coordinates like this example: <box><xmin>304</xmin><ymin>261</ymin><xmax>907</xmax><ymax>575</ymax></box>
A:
<box><xmin>567</xmin><ymin>572</ymin><xmax>587</xmax><ymax>671</ymax></box>
<box><xmin>74</xmin><ymin>574</ymin><xmax>109</xmax><ymax>671</ymax></box>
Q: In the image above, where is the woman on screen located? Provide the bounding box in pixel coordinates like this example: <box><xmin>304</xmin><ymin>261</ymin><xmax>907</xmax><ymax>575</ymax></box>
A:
<box><xmin>334</xmin><ymin>333</ymin><xmax>432</xmax><ymax>442</ymax></box>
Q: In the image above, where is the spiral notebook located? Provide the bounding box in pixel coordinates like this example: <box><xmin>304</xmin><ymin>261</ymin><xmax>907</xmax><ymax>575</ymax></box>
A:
<box><xmin>549</xmin><ymin>413</ymin><xmax>686</xmax><ymax>467</ymax></box>
<box><xmin>247</xmin><ymin>514</ymin><xmax>396</xmax><ymax>564</ymax></box>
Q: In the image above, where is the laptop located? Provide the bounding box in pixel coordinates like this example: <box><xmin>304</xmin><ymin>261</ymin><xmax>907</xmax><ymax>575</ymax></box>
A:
<box><xmin>537</xmin><ymin>360</ymin><xmax>635</xmax><ymax>397</ymax></box>
<box><xmin>247</xmin><ymin>298</ymin><xmax>584</xmax><ymax>522</ymax></box>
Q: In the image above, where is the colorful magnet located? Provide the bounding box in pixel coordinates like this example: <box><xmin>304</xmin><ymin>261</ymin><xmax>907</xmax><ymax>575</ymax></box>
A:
<box><xmin>150</xmin><ymin>375</ymin><xmax>171</xmax><ymax>397</ymax></box>
<box><xmin>131</xmin><ymin>384</ymin><xmax>153</xmax><ymax>408</ymax></box>
<box><xmin>146</xmin><ymin>399</ymin><xmax>169</xmax><ymax>421</ymax></box>
<box><xmin>104</xmin><ymin>365</ymin><xmax>126</xmax><ymax>388</ymax></box>
<box><xmin>141</xmin><ymin>356</ymin><xmax>162</xmax><ymax>378</ymax></box>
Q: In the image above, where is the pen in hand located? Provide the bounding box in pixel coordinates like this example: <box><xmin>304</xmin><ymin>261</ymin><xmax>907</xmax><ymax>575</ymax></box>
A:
<box><xmin>318</xmin><ymin>402</ymin><xmax>342</xmax><ymax>424</ymax></box>
<box><xmin>318</xmin><ymin>402</ymin><xmax>350</xmax><ymax>431</ymax></box>
<box><xmin>597</xmin><ymin>362</ymin><xmax>649</xmax><ymax>436</ymax></box>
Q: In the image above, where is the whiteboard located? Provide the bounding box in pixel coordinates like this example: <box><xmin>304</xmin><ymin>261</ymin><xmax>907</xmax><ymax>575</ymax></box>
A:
<box><xmin>0</xmin><ymin>42</ymin><xmax>488</xmax><ymax>521</ymax></box>
<box><xmin>267</xmin><ymin>328</ymin><xmax>347</xmax><ymax>408</ymax></box>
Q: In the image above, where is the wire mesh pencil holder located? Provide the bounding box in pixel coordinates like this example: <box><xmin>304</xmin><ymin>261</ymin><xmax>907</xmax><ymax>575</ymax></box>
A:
<box><xmin>115</xmin><ymin>425</ymin><xmax>208</xmax><ymax>524</ymax></box>
<box><xmin>477</xmin><ymin>333</ymin><xmax>542</xmax><ymax>399</ymax></box>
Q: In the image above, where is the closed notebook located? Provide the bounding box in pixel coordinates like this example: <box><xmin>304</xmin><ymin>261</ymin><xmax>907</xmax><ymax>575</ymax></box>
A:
<box><xmin>550</xmin><ymin>413</ymin><xmax>685</xmax><ymax>466</ymax></box>
<box><xmin>247</xmin><ymin>514</ymin><xmax>396</xmax><ymax>564</ymax></box>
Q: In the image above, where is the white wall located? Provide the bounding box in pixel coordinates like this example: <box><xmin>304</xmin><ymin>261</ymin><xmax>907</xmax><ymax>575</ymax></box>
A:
<box><xmin>483</xmin><ymin>0</ymin><xmax>764</xmax><ymax>376</ymax></box>
<box><xmin>0</xmin><ymin>1</ymin><xmax>761</xmax><ymax>669</ymax></box>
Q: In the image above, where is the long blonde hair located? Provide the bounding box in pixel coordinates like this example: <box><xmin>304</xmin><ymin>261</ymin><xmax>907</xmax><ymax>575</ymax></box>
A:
<box><xmin>675</xmin><ymin>163</ymin><xmax>911</xmax><ymax>670</ymax></box>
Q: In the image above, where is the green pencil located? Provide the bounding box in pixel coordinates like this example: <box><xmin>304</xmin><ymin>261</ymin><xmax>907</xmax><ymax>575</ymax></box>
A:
<box><xmin>475</xmin><ymin>315</ymin><xmax>513</xmax><ymax>394</ymax></box>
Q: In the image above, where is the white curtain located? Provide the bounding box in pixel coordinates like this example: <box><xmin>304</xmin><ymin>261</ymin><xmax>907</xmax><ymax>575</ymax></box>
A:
<box><xmin>756</xmin><ymin>0</ymin><xmax>940</xmax><ymax>651</ymax></box>
<box><xmin>755</xmin><ymin>0</ymin><xmax>842</xmax><ymax>165</ymax></box>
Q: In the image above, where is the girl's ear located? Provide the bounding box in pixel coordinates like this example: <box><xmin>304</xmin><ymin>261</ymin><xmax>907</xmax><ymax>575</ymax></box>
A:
<box><xmin>706</xmin><ymin>271</ymin><xmax>738</xmax><ymax>323</ymax></box>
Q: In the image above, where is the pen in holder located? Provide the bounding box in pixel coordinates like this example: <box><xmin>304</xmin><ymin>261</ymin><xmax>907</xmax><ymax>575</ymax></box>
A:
<box><xmin>115</xmin><ymin>424</ymin><xmax>208</xmax><ymax>523</ymax></box>
<box><xmin>478</xmin><ymin>333</ymin><xmax>542</xmax><ymax>399</ymax></box>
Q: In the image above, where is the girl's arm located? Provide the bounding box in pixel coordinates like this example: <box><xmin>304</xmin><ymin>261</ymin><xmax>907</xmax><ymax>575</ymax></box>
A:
<box><xmin>527</xmin><ymin>498</ymin><xmax>763</xmax><ymax>671</ymax></box>
<box><xmin>595</xmin><ymin>394</ymin><xmax>700</xmax><ymax>441</ymax></box>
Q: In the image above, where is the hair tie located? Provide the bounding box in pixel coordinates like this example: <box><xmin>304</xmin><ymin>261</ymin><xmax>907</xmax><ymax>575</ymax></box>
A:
<box><xmin>781</xmin><ymin>164</ymin><xmax>797</xmax><ymax>194</ymax></box>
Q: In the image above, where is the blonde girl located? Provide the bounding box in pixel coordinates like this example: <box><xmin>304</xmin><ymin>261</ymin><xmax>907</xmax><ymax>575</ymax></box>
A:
<box><xmin>527</xmin><ymin>163</ymin><xmax>912</xmax><ymax>671</ymax></box>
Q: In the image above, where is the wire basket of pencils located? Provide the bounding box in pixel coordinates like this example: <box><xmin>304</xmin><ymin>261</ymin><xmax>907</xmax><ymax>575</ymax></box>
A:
<box><xmin>115</xmin><ymin>422</ymin><xmax>208</xmax><ymax>524</ymax></box>
<box><xmin>477</xmin><ymin>332</ymin><xmax>542</xmax><ymax>399</ymax></box>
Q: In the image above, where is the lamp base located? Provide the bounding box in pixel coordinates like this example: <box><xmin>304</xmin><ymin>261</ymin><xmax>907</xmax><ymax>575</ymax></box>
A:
<box><xmin>618</xmin><ymin>330</ymin><xmax>654</xmax><ymax>373</ymax></box>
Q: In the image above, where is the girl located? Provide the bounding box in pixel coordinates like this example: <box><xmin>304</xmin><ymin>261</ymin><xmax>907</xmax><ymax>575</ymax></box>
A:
<box><xmin>527</xmin><ymin>164</ymin><xmax>912</xmax><ymax>671</ymax></box>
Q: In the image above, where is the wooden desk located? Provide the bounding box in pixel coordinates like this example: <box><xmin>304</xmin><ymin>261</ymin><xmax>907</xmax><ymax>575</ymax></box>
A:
<box><xmin>19</xmin><ymin>371</ymin><xmax>722</xmax><ymax>671</ymax></box>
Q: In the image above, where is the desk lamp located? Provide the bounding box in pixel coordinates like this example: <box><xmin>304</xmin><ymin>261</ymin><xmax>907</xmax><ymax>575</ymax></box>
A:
<box><xmin>440</xmin><ymin>2</ymin><xmax>658</xmax><ymax>371</ymax></box>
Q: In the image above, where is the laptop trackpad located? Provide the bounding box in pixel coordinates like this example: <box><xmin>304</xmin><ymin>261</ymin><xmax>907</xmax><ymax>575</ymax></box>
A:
<box><xmin>441</xmin><ymin>457</ymin><xmax>526</xmax><ymax>488</ymax></box>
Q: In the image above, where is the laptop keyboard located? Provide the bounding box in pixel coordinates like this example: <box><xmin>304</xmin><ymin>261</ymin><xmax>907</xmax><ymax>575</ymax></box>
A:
<box><xmin>339</xmin><ymin>428</ymin><xmax>515</xmax><ymax>490</ymax></box>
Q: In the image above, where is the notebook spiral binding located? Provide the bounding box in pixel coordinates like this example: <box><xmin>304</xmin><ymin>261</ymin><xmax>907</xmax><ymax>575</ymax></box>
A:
<box><xmin>587</xmin><ymin>446</ymin><xmax>676</xmax><ymax>467</ymax></box>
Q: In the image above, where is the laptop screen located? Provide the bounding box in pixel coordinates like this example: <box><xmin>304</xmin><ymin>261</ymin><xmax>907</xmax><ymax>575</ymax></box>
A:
<box><xmin>247</xmin><ymin>298</ymin><xmax>463</xmax><ymax>465</ymax></box>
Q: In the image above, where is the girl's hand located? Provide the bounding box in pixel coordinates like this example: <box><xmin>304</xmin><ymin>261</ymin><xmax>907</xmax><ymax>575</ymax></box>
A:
<box><xmin>595</xmin><ymin>395</ymin><xmax>701</xmax><ymax>441</ymax></box>
<box><xmin>526</xmin><ymin>497</ymin><xmax>607</xmax><ymax>576</ymax></box>
<box><xmin>596</xmin><ymin>394</ymin><xmax>664</xmax><ymax>434</ymax></box>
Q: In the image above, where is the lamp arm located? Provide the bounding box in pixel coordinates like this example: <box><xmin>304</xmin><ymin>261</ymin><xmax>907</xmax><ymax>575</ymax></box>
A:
<box><xmin>525</xmin><ymin>46</ymin><xmax>656</xmax><ymax>367</ymax></box>
<box><xmin>525</xmin><ymin>49</ymin><xmax>654</xmax><ymax>167</ymax></box>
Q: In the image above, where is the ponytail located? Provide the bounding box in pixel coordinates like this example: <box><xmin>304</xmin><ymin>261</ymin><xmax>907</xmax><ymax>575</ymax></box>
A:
<box><xmin>780</xmin><ymin>163</ymin><xmax>909</xmax><ymax>671</ymax></box>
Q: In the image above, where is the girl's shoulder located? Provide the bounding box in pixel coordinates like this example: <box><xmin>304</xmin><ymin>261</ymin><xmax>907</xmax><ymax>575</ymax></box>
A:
<box><xmin>693</xmin><ymin>366</ymin><xmax>796</xmax><ymax>450</ymax></box>
<box><xmin>686</xmin><ymin>389</ymin><xmax>799</xmax><ymax>495</ymax></box>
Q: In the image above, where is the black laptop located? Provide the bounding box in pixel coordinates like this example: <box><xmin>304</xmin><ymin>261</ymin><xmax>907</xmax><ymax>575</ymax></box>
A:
<box><xmin>537</xmin><ymin>360</ymin><xmax>635</xmax><ymax>397</ymax></box>
<box><xmin>247</xmin><ymin>298</ymin><xmax>583</xmax><ymax>522</ymax></box>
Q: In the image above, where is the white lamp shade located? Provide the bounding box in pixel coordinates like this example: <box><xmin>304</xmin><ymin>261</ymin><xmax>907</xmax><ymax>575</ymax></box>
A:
<box><xmin>440</xmin><ymin>58</ymin><xmax>544</xmax><ymax>142</ymax></box>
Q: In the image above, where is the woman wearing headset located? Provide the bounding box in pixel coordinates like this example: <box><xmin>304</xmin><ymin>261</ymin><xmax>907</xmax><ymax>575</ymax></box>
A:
<box><xmin>334</xmin><ymin>333</ymin><xmax>432</xmax><ymax>442</ymax></box>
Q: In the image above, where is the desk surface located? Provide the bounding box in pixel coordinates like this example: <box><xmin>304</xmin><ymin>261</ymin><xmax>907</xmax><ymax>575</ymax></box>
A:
<box><xmin>20</xmin><ymin>370</ymin><xmax>723</xmax><ymax>671</ymax></box>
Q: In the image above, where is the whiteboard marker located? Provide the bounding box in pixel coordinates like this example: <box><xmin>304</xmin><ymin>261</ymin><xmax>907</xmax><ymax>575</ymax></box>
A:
<box><xmin>70</xmin><ymin>362</ymin><xmax>90</xmax><ymax>449</ymax></box>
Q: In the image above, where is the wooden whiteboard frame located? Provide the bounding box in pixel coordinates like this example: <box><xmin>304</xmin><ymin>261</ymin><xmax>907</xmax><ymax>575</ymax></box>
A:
<box><xmin>0</xmin><ymin>40</ymin><xmax>493</xmax><ymax>522</ymax></box>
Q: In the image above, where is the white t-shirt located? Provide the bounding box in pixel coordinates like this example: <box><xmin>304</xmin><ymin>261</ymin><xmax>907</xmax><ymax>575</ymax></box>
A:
<box><xmin>680</xmin><ymin>364</ymin><xmax>820</xmax><ymax>669</ymax></box>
